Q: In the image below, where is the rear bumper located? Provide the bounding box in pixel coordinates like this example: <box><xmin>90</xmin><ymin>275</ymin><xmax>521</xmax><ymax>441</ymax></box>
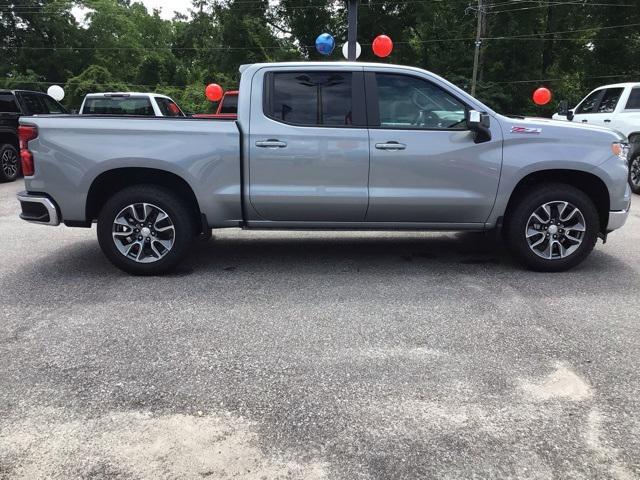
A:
<box><xmin>16</xmin><ymin>191</ymin><xmax>60</xmax><ymax>226</ymax></box>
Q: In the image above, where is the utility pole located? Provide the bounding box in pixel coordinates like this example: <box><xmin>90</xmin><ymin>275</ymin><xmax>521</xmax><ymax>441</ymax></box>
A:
<box><xmin>347</xmin><ymin>0</ymin><xmax>358</xmax><ymax>61</ymax></box>
<box><xmin>470</xmin><ymin>0</ymin><xmax>485</xmax><ymax>96</ymax></box>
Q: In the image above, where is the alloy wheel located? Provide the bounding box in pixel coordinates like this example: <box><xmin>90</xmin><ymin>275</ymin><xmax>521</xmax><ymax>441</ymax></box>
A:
<box><xmin>525</xmin><ymin>201</ymin><xmax>586</xmax><ymax>260</ymax></box>
<box><xmin>1</xmin><ymin>148</ymin><xmax>18</xmax><ymax>179</ymax></box>
<box><xmin>112</xmin><ymin>203</ymin><xmax>175</xmax><ymax>263</ymax></box>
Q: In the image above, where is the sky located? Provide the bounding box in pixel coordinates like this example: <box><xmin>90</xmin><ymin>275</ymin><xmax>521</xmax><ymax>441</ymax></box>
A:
<box><xmin>72</xmin><ymin>0</ymin><xmax>192</xmax><ymax>21</ymax></box>
<box><xmin>135</xmin><ymin>0</ymin><xmax>192</xmax><ymax>19</ymax></box>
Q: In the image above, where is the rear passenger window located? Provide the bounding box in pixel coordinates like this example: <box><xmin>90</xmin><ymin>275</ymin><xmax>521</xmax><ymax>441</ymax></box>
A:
<box><xmin>265</xmin><ymin>72</ymin><xmax>353</xmax><ymax>126</ymax></box>
<box><xmin>18</xmin><ymin>93</ymin><xmax>48</xmax><ymax>114</ymax></box>
<box><xmin>0</xmin><ymin>93</ymin><xmax>20</xmax><ymax>113</ymax></box>
<box><xmin>625</xmin><ymin>88</ymin><xmax>640</xmax><ymax>110</ymax></box>
<box><xmin>596</xmin><ymin>88</ymin><xmax>623</xmax><ymax>113</ymax></box>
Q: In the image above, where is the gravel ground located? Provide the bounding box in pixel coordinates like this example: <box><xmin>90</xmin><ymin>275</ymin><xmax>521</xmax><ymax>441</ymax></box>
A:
<box><xmin>0</xmin><ymin>180</ymin><xmax>639</xmax><ymax>480</ymax></box>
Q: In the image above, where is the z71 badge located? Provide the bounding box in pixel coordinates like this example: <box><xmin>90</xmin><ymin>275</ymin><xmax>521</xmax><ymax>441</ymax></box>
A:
<box><xmin>511</xmin><ymin>126</ymin><xmax>542</xmax><ymax>134</ymax></box>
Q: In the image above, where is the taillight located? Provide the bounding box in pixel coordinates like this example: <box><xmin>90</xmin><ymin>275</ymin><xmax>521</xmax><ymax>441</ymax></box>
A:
<box><xmin>18</xmin><ymin>125</ymin><xmax>37</xmax><ymax>176</ymax></box>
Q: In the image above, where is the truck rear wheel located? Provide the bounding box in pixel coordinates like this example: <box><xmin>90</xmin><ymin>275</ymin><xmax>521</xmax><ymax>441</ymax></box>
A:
<box><xmin>0</xmin><ymin>144</ymin><xmax>20</xmax><ymax>182</ymax></box>
<box><xmin>504</xmin><ymin>183</ymin><xmax>599</xmax><ymax>272</ymax></box>
<box><xmin>97</xmin><ymin>185</ymin><xmax>196</xmax><ymax>275</ymax></box>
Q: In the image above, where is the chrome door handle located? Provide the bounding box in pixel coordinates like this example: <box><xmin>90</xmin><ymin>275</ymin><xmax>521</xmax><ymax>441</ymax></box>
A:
<box><xmin>581</xmin><ymin>119</ymin><xmax>588</xmax><ymax>123</ymax></box>
<box><xmin>375</xmin><ymin>142</ymin><xmax>406</xmax><ymax>151</ymax></box>
<box><xmin>604</xmin><ymin>119</ymin><xmax>611</xmax><ymax>123</ymax></box>
<box><xmin>255</xmin><ymin>139</ymin><xmax>287</xmax><ymax>148</ymax></box>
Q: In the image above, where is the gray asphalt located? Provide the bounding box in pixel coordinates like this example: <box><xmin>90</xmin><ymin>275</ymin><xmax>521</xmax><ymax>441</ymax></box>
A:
<box><xmin>0</xmin><ymin>179</ymin><xmax>639</xmax><ymax>480</ymax></box>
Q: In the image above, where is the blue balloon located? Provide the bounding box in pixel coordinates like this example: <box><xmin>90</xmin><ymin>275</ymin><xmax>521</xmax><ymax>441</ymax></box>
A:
<box><xmin>315</xmin><ymin>33</ymin><xmax>335</xmax><ymax>56</ymax></box>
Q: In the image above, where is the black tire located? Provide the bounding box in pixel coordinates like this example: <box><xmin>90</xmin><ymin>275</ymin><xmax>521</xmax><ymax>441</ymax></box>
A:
<box><xmin>97</xmin><ymin>185</ymin><xmax>196</xmax><ymax>275</ymax></box>
<box><xmin>628</xmin><ymin>140</ymin><xmax>640</xmax><ymax>195</ymax></box>
<box><xmin>0</xmin><ymin>144</ymin><xmax>20</xmax><ymax>183</ymax></box>
<box><xmin>504</xmin><ymin>183</ymin><xmax>600</xmax><ymax>272</ymax></box>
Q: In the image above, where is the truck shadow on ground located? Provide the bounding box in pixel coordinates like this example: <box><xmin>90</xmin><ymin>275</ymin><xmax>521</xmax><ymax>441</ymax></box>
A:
<box><xmin>4</xmin><ymin>230</ymin><xmax>637</xmax><ymax>302</ymax></box>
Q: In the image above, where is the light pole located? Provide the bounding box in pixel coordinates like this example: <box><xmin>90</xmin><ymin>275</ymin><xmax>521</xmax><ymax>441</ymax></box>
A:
<box><xmin>347</xmin><ymin>0</ymin><xmax>358</xmax><ymax>61</ymax></box>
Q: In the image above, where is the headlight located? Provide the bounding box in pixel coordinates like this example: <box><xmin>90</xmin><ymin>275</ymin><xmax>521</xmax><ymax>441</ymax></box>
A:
<box><xmin>612</xmin><ymin>142</ymin><xmax>630</xmax><ymax>164</ymax></box>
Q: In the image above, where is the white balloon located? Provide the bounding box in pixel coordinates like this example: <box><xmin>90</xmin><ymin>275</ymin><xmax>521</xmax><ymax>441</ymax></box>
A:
<box><xmin>342</xmin><ymin>42</ymin><xmax>361</xmax><ymax>60</ymax></box>
<box><xmin>47</xmin><ymin>85</ymin><xmax>65</xmax><ymax>101</ymax></box>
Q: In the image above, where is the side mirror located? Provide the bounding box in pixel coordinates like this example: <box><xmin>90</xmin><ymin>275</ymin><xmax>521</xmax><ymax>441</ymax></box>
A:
<box><xmin>467</xmin><ymin>109</ymin><xmax>491</xmax><ymax>143</ymax></box>
<box><xmin>557</xmin><ymin>101</ymin><xmax>574</xmax><ymax>121</ymax></box>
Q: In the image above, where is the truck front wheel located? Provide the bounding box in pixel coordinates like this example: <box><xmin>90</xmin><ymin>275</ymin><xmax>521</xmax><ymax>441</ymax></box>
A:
<box><xmin>97</xmin><ymin>185</ymin><xmax>196</xmax><ymax>275</ymax></box>
<box><xmin>0</xmin><ymin>144</ymin><xmax>20</xmax><ymax>182</ymax></box>
<box><xmin>504</xmin><ymin>183</ymin><xmax>599</xmax><ymax>272</ymax></box>
<box><xmin>629</xmin><ymin>151</ymin><xmax>640</xmax><ymax>194</ymax></box>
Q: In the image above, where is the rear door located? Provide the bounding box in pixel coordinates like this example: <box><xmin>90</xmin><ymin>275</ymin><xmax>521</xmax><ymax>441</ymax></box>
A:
<box><xmin>364</xmin><ymin>69</ymin><xmax>502</xmax><ymax>224</ymax></box>
<box><xmin>248</xmin><ymin>67</ymin><xmax>369</xmax><ymax>222</ymax></box>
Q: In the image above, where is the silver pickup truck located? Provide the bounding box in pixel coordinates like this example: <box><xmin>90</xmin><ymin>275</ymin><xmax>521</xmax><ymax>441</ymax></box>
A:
<box><xmin>17</xmin><ymin>62</ymin><xmax>631</xmax><ymax>274</ymax></box>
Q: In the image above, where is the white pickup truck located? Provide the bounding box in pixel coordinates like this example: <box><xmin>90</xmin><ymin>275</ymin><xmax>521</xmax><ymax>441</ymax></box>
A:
<box><xmin>79</xmin><ymin>92</ymin><xmax>185</xmax><ymax>117</ymax></box>
<box><xmin>553</xmin><ymin>82</ymin><xmax>640</xmax><ymax>193</ymax></box>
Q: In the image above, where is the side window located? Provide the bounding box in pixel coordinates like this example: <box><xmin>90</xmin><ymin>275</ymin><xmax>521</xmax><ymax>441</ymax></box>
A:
<box><xmin>375</xmin><ymin>73</ymin><xmax>466</xmax><ymax>130</ymax></box>
<box><xmin>596</xmin><ymin>88</ymin><xmax>624</xmax><ymax>113</ymax></box>
<box><xmin>219</xmin><ymin>94</ymin><xmax>238</xmax><ymax>114</ymax></box>
<box><xmin>155</xmin><ymin>97</ymin><xmax>184</xmax><ymax>117</ymax></box>
<box><xmin>18</xmin><ymin>93</ymin><xmax>47</xmax><ymax>114</ymax></box>
<box><xmin>575</xmin><ymin>90</ymin><xmax>603</xmax><ymax>114</ymax></box>
<box><xmin>41</xmin><ymin>95</ymin><xmax>66</xmax><ymax>114</ymax></box>
<box><xmin>266</xmin><ymin>72</ymin><xmax>353</xmax><ymax>126</ymax></box>
<box><xmin>625</xmin><ymin>87</ymin><xmax>640</xmax><ymax>110</ymax></box>
<box><xmin>0</xmin><ymin>93</ymin><xmax>20</xmax><ymax>113</ymax></box>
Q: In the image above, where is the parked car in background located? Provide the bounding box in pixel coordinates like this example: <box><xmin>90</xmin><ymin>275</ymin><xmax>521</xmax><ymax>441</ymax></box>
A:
<box><xmin>79</xmin><ymin>93</ymin><xmax>185</xmax><ymax>117</ymax></box>
<box><xmin>17</xmin><ymin>62</ymin><xmax>631</xmax><ymax>275</ymax></box>
<box><xmin>192</xmin><ymin>90</ymin><xmax>238</xmax><ymax>119</ymax></box>
<box><xmin>0</xmin><ymin>89</ymin><xmax>67</xmax><ymax>182</ymax></box>
<box><xmin>554</xmin><ymin>83</ymin><xmax>640</xmax><ymax>193</ymax></box>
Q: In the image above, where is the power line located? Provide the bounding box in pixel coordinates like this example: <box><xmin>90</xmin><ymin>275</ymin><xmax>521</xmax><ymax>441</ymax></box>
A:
<box><xmin>4</xmin><ymin>71</ymin><xmax>637</xmax><ymax>90</ymax></box>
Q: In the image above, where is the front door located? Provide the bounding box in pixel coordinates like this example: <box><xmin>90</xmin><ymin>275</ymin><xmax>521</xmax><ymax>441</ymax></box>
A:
<box><xmin>364</xmin><ymin>71</ymin><xmax>502</xmax><ymax>224</ymax></box>
<box><xmin>248</xmin><ymin>68</ymin><xmax>369</xmax><ymax>222</ymax></box>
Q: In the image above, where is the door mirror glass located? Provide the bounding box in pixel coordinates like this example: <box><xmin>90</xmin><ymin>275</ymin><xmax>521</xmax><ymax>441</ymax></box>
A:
<box><xmin>466</xmin><ymin>109</ymin><xmax>491</xmax><ymax>143</ymax></box>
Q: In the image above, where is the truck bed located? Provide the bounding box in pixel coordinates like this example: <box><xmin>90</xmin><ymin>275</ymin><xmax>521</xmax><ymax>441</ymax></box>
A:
<box><xmin>20</xmin><ymin>115</ymin><xmax>242</xmax><ymax>226</ymax></box>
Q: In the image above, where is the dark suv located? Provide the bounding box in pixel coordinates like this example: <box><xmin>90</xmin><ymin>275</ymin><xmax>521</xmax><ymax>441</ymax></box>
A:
<box><xmin>0</xmin><ymin>89</ymin><xmax>67</xmax><ymax>182</ymax></box>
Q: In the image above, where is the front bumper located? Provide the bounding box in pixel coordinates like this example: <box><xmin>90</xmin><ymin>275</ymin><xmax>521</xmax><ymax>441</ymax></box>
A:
<box><xmin>607</xmin><ymin>206</ymin><xmax>630</xmax><ymax>232</ymax></box>
<box><xmin>16</xmin><ymin>191</ymin><xmax>60</xmax><ymax>226</ymax></box>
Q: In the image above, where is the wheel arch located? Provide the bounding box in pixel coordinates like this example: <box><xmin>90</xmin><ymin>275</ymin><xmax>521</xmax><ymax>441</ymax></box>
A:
<box><xmin>86</xmin><ymin>167</ymin><xmax>203</xmax><ymax>231</ymax></box>
<box><xmin>627</xmin><ymin>132</ymin><xmax>640</xmax><ymax>142</ymax></box>
<box><xmin>504</xmin><ymin>169</ymin><xmax>610</xmax><ymax>233</ymax></box>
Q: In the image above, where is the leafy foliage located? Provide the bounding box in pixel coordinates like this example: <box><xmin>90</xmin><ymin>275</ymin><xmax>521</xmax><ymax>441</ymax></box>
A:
<box><xmin>1</xmin><ymin>0</ymin><xmax>639</xmax><ymax>114</ymax></box>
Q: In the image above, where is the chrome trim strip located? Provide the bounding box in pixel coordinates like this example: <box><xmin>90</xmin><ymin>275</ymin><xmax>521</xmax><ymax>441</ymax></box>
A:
<box><xmin>16</xmin><ymin>192</ymin><xmax>60</xmax><ymax>226</ymax></box>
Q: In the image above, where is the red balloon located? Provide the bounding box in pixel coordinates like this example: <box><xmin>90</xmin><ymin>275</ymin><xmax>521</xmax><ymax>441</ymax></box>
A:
<box><xmin>372</xmin><ymin>35</ymin><xmax>393</xmax><ymax>58</ymax></box>
<box><xmin>205</xmin><ymin>83</ymin><xmax>224</xmax><ymax>102</ymax></box>
<box><xmin>533</xmin><ymin>87</ymin><xmax>552</xmax><ymax>106</ymax></box>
